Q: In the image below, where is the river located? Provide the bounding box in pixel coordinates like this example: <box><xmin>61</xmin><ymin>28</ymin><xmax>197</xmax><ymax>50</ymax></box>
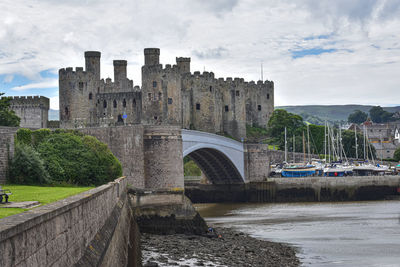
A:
<box><xmin>196</xmin><ymin>200</ymin><xmax>400</xmax><ymax>267</ymax></box>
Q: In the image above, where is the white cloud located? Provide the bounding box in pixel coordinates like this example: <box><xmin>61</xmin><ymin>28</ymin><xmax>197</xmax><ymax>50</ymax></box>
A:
<box><xmin>10</xmin><ymin>79</ymin><xmax>58</xmax><ymax>91</ymax></box>
<box><xmin>0</xmin><ymin>0</ymin><xmax>399</xmax><ymax>106</ymax></box>
<box><xmin>50</xmin><ymin>96</ymin><xmax>59</xmax><ymax>110</ymax></box>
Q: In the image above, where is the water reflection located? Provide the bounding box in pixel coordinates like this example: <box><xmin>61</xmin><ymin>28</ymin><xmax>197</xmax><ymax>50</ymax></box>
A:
<box><xmin>196</xmin><ymin>201</ymin><xmax>400</xmax><ymax>266</ymax></box>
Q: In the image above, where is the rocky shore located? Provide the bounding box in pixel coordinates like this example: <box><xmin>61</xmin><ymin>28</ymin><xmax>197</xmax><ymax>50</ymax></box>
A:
<box><xmin>141</xmin><ymin>227</ymin><xmax>300</xmax><ymax>267</ymax></box>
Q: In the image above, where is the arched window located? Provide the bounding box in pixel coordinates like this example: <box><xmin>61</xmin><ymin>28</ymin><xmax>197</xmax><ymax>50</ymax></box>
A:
<box><xmin>103</xmin><ymin>100</ymin><xmax>107</xmax><ymax>108</ymax></box>
<box><xmin>133</xmin><ymin>98</ymin><xmax>136</xmax><ymax>108</ymax></box>
<box><xmin>113</xmin><ymin>100</ymin><xmax>117</xmax><ymax>108</ymax></box>
<box><xmin>123</xmin><ymin>99</ymin><xmax>126</xmax><ymax>108</ymax></box>
<box><xmin>89</xmin><ymin>92</ymin><xmax>93</xmax><ymax>100</ymax></box>
<box><xmin>65</xmin><ymin>107</ymin><xmax>69</xmax><ymax>116</ymax></box>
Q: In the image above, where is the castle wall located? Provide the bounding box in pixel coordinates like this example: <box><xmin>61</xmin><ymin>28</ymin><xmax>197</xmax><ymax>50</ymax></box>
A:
<box><xmin>96</xmin><ymin>91</ymin><xmax>141</xmax><ymax>126</ymax></box>
<box><xmin>8</xmin><ymin>96</ymin><xmax>49</xmax><ymax>128</ymax></box>
<box><xmin>245</xmin><ymin>81</ymin><xmax>274</xmax><ymax>128</ymax></box>
<box><xmin>181</xmin><ymin>72</ymin><xmax>223</xmax><ymax>134</ymax></box>
<box><xmin>59</xmin><ymin>49</ymin><xmax>274</xmax><ymax>137</ymax></box>
<box><xmin>79</xmin><ymin>125</ymin><xmax>145</xmax><ymax>188</ymax></box>
<box><xmin>141</xmin><ymin>64</ymin><xmax>182</xmax><ymax>125</ymax></box>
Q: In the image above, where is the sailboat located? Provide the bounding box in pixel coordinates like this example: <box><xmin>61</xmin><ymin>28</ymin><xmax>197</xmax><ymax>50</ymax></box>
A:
<box><xmin>281</xmin><ymin>127</ymin><xmax>317</xmax><ymax>177</ymax></box>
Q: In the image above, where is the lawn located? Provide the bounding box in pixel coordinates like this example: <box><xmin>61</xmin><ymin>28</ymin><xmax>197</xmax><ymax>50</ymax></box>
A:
<box><xmin>0</xmin><ymin>185</ymin><xmax>93</xmax><ymax>219</ymax></box>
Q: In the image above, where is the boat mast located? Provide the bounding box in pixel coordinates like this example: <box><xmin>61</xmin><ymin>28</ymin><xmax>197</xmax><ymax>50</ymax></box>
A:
<box><xmin>324</xmin><ymin>121</ymin><xmax>327</xmax><ymax>163</ymax></box>
<box><xmin>339</xmin><ymin>125</ymin><xmax>342</xmax><ymax>160</ymax></box>
<box><xmin>355</xmin><ymin>126</ymin><xmax>358</xmax><ymax>159</ymax></box>
<box><xmin>363</xmin><ymin>124</ymin><xmax>366</xmax><ymax>160</ymax></box>
<box><xmin>293</xmin><ymin>134</ymin><xmax>295</xmax><ymax>163</ymax></box>
<box><xmin>328</xmin><ymin>124</ymin><xmax>331</xmax><ymax>163</ymax></box>
<box><xmin>284</xmin><ymin>127</ymin><xmax>287</xmax><ymax>163</ymax></box>
<box><xmin>303</xmin><ymin>131</ymin><xmax>306</xmax><ymax>164</ymax></box>
<box><xmin>307</xmin><ymin>124</ymin><xmax>310</xmax><ymax>163</ymax></box>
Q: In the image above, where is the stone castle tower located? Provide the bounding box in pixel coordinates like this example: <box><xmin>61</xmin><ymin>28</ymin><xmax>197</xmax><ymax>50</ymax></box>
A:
<box><xmin>59</xmin><ymin>48</ymin><xmax>274</xmax><ymax>139</ymax></box>
<box><xmin>6</xmin><ymin>96</ymin><xmax>49</xmax><ymax>128</ymax></box>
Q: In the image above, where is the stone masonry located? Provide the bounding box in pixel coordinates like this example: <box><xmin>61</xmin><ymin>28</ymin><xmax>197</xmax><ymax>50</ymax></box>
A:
<box><xmin>59</xmin><ymin>48</ymin><xmax>274</xmax><ymax>140</ymax></box>
<box><xmin>0</xmin><ymin>127</ymin><xmax>16</xmax><ymax>184</ymax></box>
<box><xmin>3</xmin><ymin>96</ymin><xmax>49</xmax><ymax>128</ymax></box>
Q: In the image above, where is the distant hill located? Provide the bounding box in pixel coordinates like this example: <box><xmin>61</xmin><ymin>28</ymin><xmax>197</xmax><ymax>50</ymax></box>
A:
<box><xmin>277</xmin><ymin>105</ymin><xmax>400</xmax><ymax>125</ymax></box>
<box><xmin>49</xmin><ymin>109</ymin><xmax>59</xmax><ymax>121</ymax></box>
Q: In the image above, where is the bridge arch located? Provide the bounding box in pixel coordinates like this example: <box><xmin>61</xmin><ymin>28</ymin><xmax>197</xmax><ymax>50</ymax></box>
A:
<box><xmin>182</xmin><ymin>130</ymin><xmax>245</xmax><ymax>184</ymax></box>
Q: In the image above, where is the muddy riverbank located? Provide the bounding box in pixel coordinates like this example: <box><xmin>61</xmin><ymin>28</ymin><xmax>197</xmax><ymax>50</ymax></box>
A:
<box><xmin>141</xmin><ymin>227</ymin><xmax>299</xmax><ymax>267</ymax></box>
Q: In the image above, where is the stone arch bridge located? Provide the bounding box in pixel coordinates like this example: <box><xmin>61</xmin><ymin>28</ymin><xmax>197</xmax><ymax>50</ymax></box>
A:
<box><xmin>182</xmin><ymin>129</ymin><xmax>246</xmax><ymax>184</ymax></box>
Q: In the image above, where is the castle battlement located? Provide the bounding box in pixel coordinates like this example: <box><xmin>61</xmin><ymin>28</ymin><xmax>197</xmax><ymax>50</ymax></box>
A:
<box><xmin>5</xmin><ymin>95</ymin><xmax>50</xmax><ymax>108</ymax></box>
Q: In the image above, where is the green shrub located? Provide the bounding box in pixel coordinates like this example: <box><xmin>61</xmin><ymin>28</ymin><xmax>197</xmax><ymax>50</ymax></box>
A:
<box><xmin>32</xmin><ymin>128</ymin><xmax>51</xmax><ymax>147</ymax></box>
<box><xmin>16</xmin><ymin>128</ymin><xmax>32</xmax><ymax>145</ymax></box>
<box><xmin>394</xmin><ymin>147</ymin><xmax>400</xmax><ymax>162</ymax></box>
<box><xmin>9</xmin><ymin>143</ymin><xmax>51</xmax><ymax>185</ymax></box>
<box><xmin>184</xmin><ymin>158</ymin><xmax>201</xmax><ymax>176</ymax></box>
<box><xmin>37</xmin><ymin>132</ymin><xmax>122</xmax><ymax>186</ymax></box>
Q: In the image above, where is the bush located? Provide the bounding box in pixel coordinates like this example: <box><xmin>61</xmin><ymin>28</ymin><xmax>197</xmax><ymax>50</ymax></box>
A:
<box><xmin>184</xmin><ymin>158</ymin><xmax>201</xmax><ymax>176</ymax></box>
<box><xmin>37</xmin><ymin>132</ymin><xmax>122</xmax><ymax>186</ymax></box>
<box><xmin>32</xmin><ymin>128</ymin><xmax>51</xmax><ymax>147</ymax></box>
<box><xmin>16</xmin><ymin>128</ymin><xmax>32</xmax><ymax>145</ymax></box>
<box><xmin>9</xmin><ymin>143</ymin><xmax>51</xmax><ymax>185</ymax></box>
<box><xmin>11</xmin><ymin>129</ymin><xmax>122</xmax><ymax>186</ymax></box>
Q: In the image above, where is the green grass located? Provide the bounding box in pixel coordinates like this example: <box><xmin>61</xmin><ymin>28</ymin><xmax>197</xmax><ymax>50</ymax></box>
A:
<box><xmin>0</xmin><ymin>185</ymin><xmax>93</xmax><ymax>219</ymax></box>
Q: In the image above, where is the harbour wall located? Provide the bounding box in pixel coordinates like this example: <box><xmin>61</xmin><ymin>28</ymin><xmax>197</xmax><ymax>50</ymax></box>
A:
<box><xmin>185</xmin><ymin>176</ymin><xmax>400</xmax><ymax>203</ymax></box>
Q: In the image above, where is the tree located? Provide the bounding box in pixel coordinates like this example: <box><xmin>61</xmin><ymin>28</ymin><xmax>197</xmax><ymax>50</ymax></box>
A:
<box><xmin>267</xmin><ymin>109</ymin><xmax>305</xmax><ymax>149</ymax></box>
<box><xmin>394</xmin><ymin>147</ymin><xmax>400</xmax><ymax>162</ymax></box>
<box><xmin>348</xmin><ymin>110</ymin><xmax>368</xmax><ymax>124</ymax></box>
<box><xmin>369</xmin><ymin>106</ymin><xmax>393</xmax><ymax>123</ymax></box>
<box><xmin>0</xmin><ymin>93</ymin><xmax>20</xmax><ymax>126</ymax></box>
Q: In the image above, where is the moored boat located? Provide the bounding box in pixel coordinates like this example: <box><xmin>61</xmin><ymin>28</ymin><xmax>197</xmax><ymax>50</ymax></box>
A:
<box><xmin>282</xmin><ymin>164</ymin><xmax>316</xmax><ymax>177</ymax></box>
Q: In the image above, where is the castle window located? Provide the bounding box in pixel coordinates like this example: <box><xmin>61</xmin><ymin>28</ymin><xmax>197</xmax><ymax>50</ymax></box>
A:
<box><xmin>148</xmin><ymin>93</ymin><xmax>152</xmax><ymax>101</ymax></box>
<box><xmin>97</xmin><ymin>87</ymin><xmax>100</xmax><ymax>93</ymax></box>
<box><xmin>118</xmin><ymin>114</ymin><xmax>123</xmax><ymax>123</ymax></box>
<box><xmin>159</xmin><ymin>92</ymin><xmax>162</xmax><ymax>100</ymax></box>
<box><xmin>196</xmin><ymin>103</ymin><xmax>201</xmax><ymax>110</ymax></box>
<box><xmin>236</xmin><ymin>90</ymin><xmax>240</xmax><ymax>97</ymax></box>
<box><xmin>123</xmin><ymin>99</ymin><xmax>126</xmax><ymax>108</ymax></box>
<box><xmin>79</xmin><ymin>82</ymin><xmax>84</xmax><ymax>90</ymax></box>
<box><xmin>258</xmin><ymin>105</ymin><xmax>262</xmax><ymax>111</ymax></box>
<box><xmin>103</xmin><ymin>100</ymin><xmax>107</xmax><ymax>108</ymax></box>
<box><xmin>133</xmin><ymin>99</ymin><xmax>136</xmax><ymax>108</ymax></box>
<box><xmin>153</xmin><ymin>81</ymin><xmax>157</xmax><ymax>88</ymax></box>
<box><xmin>89</xmin><ymin>92</ymin><xmax>93</xmax><ymax>100</ymax></box>
<box><xmin>225</xmin><ymin>105</ymin><xmax>229</xmax><ymax>112</ymax></box>
<box><xmin>168</xmin><ymin>98</ymin><xmax>173</xmax><ymax>104</ymax></box>
<box><xmin>267</xmin><ymin>94</ymin><xmax>270</xmax><ymax>99</ymax></box>
<box><xmin>65</xmin><ymin>107</ymin><xmax>69</xmax><ymax>116</ymax></box>
<box><xmin>113</xmin><ymin>100</ymin><xmax>117</xmax><ymax>108</ymax></box>
<box><xmin>154</xmin><ymin>116</ymin><xmax>158</xmax><ymax>120</ymax></box>
<box><xmin>209</xmin><ymin>86</ymin><xmax>212</xmax><ymax>92</ymax></box>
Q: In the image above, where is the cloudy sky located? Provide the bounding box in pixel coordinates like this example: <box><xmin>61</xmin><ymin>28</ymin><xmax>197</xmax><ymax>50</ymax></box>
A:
<box><xmin>1</xmin><ymin>0</ymin><xmax>400</xmax><ymax>110</ymax></box>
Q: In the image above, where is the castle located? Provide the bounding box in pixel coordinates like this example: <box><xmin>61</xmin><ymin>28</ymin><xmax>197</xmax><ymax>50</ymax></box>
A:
<box><xmin>59</xmin><ymin>49</ymin><xmax>274</xmax><ymax>139</ymax></box>
<box><xmin>6</xmin><ymin>96</ymin><xmax>49</xmax><ymax>128</ymax></box>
